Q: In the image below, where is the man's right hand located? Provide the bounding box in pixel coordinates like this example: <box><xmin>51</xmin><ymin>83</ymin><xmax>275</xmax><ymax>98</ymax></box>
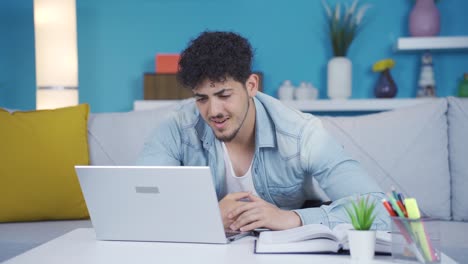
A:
<box><xmin>218</xmin><ymin>192</ymin><xmax>251</xmax><ymax>229</ymax></box>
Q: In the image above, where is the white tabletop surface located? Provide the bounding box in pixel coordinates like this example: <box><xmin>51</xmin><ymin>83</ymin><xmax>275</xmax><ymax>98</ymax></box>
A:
<box><xmin>3</xmin><ymin>228</ymin><xmax>458</xmax><ymax>264</ymax></box>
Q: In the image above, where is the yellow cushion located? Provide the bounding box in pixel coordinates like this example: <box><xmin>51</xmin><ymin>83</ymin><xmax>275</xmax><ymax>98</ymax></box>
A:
<box><xmin>0</xmin><ymin>104</ymin><xmax>90</xmax><ymax>222</ymax></box>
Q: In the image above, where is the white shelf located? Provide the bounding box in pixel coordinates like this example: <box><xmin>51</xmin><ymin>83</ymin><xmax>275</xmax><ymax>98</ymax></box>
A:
<box><xmin>134</xmin><ymin>100</ymin><xmax>181</xmax><ymax>111</ymax></box>
<box><xmin>134</xmin><ymin>98</ymin><xmax>436</xmax><ymax>112</ymax></box>
<box><xmin>281</xmin><ymin>98</ymin><xmax>435</xmax><ymax>112</ymax></box>
<box><xmin>397</xmin><ymin>36</ymin><xmax>468</xmax><ymax>51</ymax></box>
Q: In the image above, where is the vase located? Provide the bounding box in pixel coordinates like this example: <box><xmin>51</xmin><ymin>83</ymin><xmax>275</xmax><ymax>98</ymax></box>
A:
<box><xmin>327</xmin><ymin>57</ymin><xmax>352</xmax><ymax>100</ymax></box>
<box><xmin>294</xmin><ymin>82</ymin><xmax>318</xmax><ymax>100</ymax></box>
<box><xmin>374</xmin><ymin>69</ymin><xmax>398</xmax><ymax>98</ymax></box>
<box><xmin>409</xmin><ymin>0</ymin><xmax>440</xmax><ymax>37</ymax></box>
<box><xmin>277</xmin><ymin>80</ymin><xmax>295</xmax><ymax>100</ymax></box>
<box><xmin>348</xmin><ymin>230</ymin><xmax>376</xmax><ymax>263</ymax></box>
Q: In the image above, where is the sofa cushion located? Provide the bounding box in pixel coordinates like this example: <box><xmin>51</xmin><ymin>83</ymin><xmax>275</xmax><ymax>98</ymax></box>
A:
<box><xmin>447</xmin><ymin>97</ymin><xmax>468</xmax><ymax>221</ymax></box>
<box><xmin>0</xmin><ymin>104</ymin><xmax>90</xmax><ymax>222</ymax></box>
<box><xmin>320</xmin><ymin>99</ymin><xmax>451</xmax><ymax>220</ymax></box>
<box><xmin>88</xmin><ymin>101</ymin><xmax>188</xmax><ymax>165</ymax></box>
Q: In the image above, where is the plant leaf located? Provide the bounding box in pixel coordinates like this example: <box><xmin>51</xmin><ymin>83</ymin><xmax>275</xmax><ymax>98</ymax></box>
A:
<box><xmin>324</xmin><ymin>0</ymin><xmax>370</xmax><ymax>56</ymax></box>
<box><xmin>322</xmin><ymin>0</ymin><xmax>332</xmax><ymax>18</ymax></box>
<box><xmin>345</xmin><ymin>195</ymin><xmax>377</xmax><ymax>230</ymax></box>
<box><xmin>346</xmin><ymin>204</ymin><xmax>360</xmax><ymax>229</ymax></box>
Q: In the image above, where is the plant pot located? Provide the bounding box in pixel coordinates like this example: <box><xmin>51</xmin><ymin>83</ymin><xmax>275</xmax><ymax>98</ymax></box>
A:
<box><xmin>409</xmin><ymin>0</ymin><xmax>440</xmax><ymax>37</ymax></box>
<box><xmin>327</xmin><ymin>57</ymin><xmax>352</xmax><ymax>100</ymax></box>
<box><xmin>347</xmin><ymin>229</ymin><xmax>376</xmax><ymax>263</ymax></box>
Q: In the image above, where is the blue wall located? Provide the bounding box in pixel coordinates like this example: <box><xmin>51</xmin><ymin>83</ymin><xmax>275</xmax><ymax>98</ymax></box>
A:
<box><xmin>0</xmin><ymin>1</ymin><xmax>35</xmax><ymax>110</ymax></box>
<box><xmin>1</xmin><ymin>0</ymin><xmax>468</xmax><ymax>112</ymax></box>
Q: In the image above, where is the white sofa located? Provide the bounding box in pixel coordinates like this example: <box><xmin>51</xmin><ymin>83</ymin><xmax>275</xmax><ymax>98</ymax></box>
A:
<box><xmin>1</xmin><ymin>97</ymin><xmax>467</xmax><ymax>262</ymax></box>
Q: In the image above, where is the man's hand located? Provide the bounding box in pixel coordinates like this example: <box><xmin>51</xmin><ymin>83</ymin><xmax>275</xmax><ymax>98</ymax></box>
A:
<box><xmin>218</xmin><ymin>192</ymin><xmax>251</xmax><ymax>229</ymax></box>
<box><xmin>227</xmin><ymin>193</ymin><xmax>302</xmax><ymax>231</ymax></box>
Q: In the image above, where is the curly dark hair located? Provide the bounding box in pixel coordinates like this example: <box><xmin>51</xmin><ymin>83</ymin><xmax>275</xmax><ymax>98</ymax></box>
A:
<box><xmin>177</xmin><ymin>31</ymin><xmax>253</xmax><ymax>89</ymax></box>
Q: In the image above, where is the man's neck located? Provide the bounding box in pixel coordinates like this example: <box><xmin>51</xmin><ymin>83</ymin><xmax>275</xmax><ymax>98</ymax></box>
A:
<box><xmin>225</xmin><ymin>98</ymin><xmax>256</xmax><ymax>151</ymax></box>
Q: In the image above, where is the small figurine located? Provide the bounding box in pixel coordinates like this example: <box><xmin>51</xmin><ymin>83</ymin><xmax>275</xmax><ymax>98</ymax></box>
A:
<box><xmin>372</xmin><ymin>59</ymin><xmax>398</xmax><ymax>98</ymax></box>
<box><xmin>417</xmin><ymin>52</ymin><xmax>436</xmax><ymax>97</ymax></box>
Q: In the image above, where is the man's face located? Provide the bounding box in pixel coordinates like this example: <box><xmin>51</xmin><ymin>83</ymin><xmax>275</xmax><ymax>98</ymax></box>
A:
<box><xmin>193</xmin><ymin>76</ymin><xmax>257</xmax><ymax>142</ymax></box>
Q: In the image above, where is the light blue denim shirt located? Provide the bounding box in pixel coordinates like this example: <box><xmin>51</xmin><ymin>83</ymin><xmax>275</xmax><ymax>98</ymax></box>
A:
<box><xmin>137</xmin><ymin>92</ymin><xmax>390</xmax><ymax>230</ymax></box>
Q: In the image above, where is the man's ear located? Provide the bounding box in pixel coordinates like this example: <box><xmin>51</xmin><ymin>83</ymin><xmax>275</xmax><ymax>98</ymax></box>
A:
<box><xmin>245</xmin><ymin>73</ymin><xmax>259</xmax><ymax>97</ymax></box>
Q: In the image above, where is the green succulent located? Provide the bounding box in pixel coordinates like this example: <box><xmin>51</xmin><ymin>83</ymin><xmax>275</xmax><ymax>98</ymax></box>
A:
<box><xmin>345</xmin><ymin>195</ymin><xmax>377</xmax><ymax>230</ymax></box>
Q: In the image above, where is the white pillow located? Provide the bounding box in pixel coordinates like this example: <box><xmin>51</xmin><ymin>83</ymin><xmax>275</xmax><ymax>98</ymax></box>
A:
<box><xmin>320</xmin><ymin>99</ymin><xmax>450</xmax><ymax>220</ymax></box>
<box><xmin>87</xmin><ymin>100</ymin><xmax>191</xmax><ymax>165</ymax></box>
<box><xmin>447</xmin><ymin>97</ymin><xmax>468</xmax><ymax>221</ymax></box>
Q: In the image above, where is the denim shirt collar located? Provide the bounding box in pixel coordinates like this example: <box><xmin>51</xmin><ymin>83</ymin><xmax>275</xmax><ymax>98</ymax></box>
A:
<box><xmin>194</xmin><ymin>112</ymin><xmax>214</xmax><ymax>149</ymax></box>
<box><xmin>253</xmin><ymin>95</ymin><xmax>276</xmax><ymax>149</ymax></box>
<box><xmin>194</xmin><ymin>93</ymin><xmax>276</xmax><ymax>150</ymax></box>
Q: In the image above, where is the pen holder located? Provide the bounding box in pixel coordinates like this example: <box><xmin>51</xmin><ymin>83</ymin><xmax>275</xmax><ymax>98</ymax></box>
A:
<box><xmin>391</xmin><ymin>217</ymin><xmax>441</xmax><ymax>263</ymax></box>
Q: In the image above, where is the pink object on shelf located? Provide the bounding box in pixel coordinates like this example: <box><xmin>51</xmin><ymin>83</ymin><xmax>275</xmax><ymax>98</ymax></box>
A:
<box><xmin>409</xmin><ymin>0</ymin><xmax>440</xmax><ymax>37</ymax></box>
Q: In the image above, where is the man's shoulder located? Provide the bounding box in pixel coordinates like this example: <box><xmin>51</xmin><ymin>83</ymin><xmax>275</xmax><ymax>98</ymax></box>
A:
<box><xmin>174</xmin><ymin>99</ymin><xmax>200</xmax><ymax>125</ymax></box>
<box><xmin>159</xmin><ymin>99</ymin><xmax>200</xmax><ymax>128</ymax></box>
<box><xmin>255</xmin><ymin>92</ymin><xmax>322</xmax><ymax>135</ymax></box>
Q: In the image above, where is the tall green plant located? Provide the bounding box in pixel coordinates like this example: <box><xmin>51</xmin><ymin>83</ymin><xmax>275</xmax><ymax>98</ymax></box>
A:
<box><xmin>322</xmin><ymin>0</ymin><xmax>371</xmax><ymax>57</ymax></box>
<box><xmin>345</xmin><ymin>195</ymin><xmax>377</xmax><ymax>230</ymax></box>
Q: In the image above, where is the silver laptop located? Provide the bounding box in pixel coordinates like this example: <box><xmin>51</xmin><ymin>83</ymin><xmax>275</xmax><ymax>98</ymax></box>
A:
<box><xmin>74</xmin><ymin>166</ymin><xmax>250</xmax><ymax>244</ymax></box>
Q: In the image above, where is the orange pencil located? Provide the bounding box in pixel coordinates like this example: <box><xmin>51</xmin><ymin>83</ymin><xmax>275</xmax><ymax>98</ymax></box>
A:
<box><xmin>382</xmin><ymin>199</ymin><xmax>396</xmax><ymax>216</ymax></box>
<box><xmin>396</xmin><ymin>200</ymin><xmax>408</xmax><ymax>217</ymax></box>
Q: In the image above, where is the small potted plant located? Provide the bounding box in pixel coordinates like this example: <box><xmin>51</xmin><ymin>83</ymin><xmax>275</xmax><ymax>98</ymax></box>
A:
<box><xmin>345</xmin><ymin>195</ymin><xmax>377</xmax><ymax>262</ymax></box>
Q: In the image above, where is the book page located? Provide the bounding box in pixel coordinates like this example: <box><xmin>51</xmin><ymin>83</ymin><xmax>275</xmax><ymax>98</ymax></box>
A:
<box><xmin>331</xmin><ymin>223</ymin><xmax>353</xmax><ymax>243</ymax></box>
<box><xmin>258</xmin><ymin>224</ymin><xmax>337</xmax><ymax>244</ymax></box>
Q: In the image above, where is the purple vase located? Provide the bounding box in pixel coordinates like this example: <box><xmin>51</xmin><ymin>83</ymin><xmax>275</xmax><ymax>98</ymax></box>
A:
<box><xmin>409</xmin><ymin>0</ymin><xmax>440</xmax><ymax>37</ymax></box>
<box><xmin>374</xmin><ymin>70</ymin><xmax>398</xmax><ymax>98</ymax></box>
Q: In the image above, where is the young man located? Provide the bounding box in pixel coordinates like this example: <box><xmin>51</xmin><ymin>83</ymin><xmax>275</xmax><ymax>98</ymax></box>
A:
<box><xmin>138</xmin><ymin>31</ymin><xmax>389</xmax><ymax>232</ymax></box>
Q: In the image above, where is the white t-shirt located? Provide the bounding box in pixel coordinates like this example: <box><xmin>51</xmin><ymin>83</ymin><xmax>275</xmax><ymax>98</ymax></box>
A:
<box><xmin>222</xmin><ymin>142</ymin><xmax>258</xmax><ymax>196</ymax></box>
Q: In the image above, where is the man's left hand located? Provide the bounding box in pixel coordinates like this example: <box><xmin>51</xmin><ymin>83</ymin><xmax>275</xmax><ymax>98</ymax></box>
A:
<box><xmin>227</xmin><ymin>193</ymin><xmax>302</xmax><ymax>231</ymax></box>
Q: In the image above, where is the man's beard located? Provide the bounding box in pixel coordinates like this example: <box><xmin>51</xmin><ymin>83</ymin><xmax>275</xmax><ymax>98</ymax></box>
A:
<box><xmin>215</xmin><ymin>98</ymin><xmax>250</xmax><ymax>142</ymax></box>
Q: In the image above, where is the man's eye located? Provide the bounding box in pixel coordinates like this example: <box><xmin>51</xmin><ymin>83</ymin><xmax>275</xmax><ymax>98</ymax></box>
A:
<box><xmin>196</xmin><ymin>97</ymin><xmax>207</xmax><ymax>102</ymax></box>
<box><xmin>219</xmin><ymin>94</ymin><xmax>230</xmax><ymax>98</ymax></box>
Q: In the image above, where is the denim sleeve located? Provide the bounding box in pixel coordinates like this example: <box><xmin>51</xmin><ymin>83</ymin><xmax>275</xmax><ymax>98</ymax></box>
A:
<box><xmin>136</xmin><ymin>116</ymin><xmax>183</xmax><ymax>166</ymax></box>
<box><xmin>293</xmin><ymin>120</ymin><xmax>390</xmax><ymax>231</ymax></box>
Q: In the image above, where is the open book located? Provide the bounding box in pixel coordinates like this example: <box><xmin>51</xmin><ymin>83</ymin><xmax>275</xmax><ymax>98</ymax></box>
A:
<box><xmin>255</xmin><ymin>223</ymin><xmax>391</xmax><ymax>254</ymax></box>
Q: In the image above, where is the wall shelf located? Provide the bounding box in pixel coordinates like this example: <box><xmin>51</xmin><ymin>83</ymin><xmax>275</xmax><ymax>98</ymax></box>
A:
<box><xmin>134</xmin><ymin>98</ymin><xmax>436</xmax><ymax>112</ymax></box>
<box><xmin>396</xmin><ymin>36</ymin><xmax>468</xmax><ymax>51</ymax></box>
<box><xmin>134</xmin><ymin>100</ymin><xmax>181</xmax><ymax>111</ymax></box>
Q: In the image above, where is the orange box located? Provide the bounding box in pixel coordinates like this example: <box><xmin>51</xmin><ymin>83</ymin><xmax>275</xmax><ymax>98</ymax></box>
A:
<box><xmin>155</xmin><ymin>54</ymin><xmax>180</xmax><ymax>73</ymax></box>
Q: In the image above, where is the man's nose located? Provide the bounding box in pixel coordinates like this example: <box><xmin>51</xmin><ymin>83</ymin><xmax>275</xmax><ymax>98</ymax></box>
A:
<box><xmin>208</xmin><ymin>98</ymin><xmax>223</xmax><ymax>117</ymax></box>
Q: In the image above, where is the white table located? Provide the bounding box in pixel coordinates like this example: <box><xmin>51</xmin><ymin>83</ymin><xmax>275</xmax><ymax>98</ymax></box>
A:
<box><xmin>3</xmin><ymin>228</ymin><xmax>458</xmax><ymax>264</ymax></box>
